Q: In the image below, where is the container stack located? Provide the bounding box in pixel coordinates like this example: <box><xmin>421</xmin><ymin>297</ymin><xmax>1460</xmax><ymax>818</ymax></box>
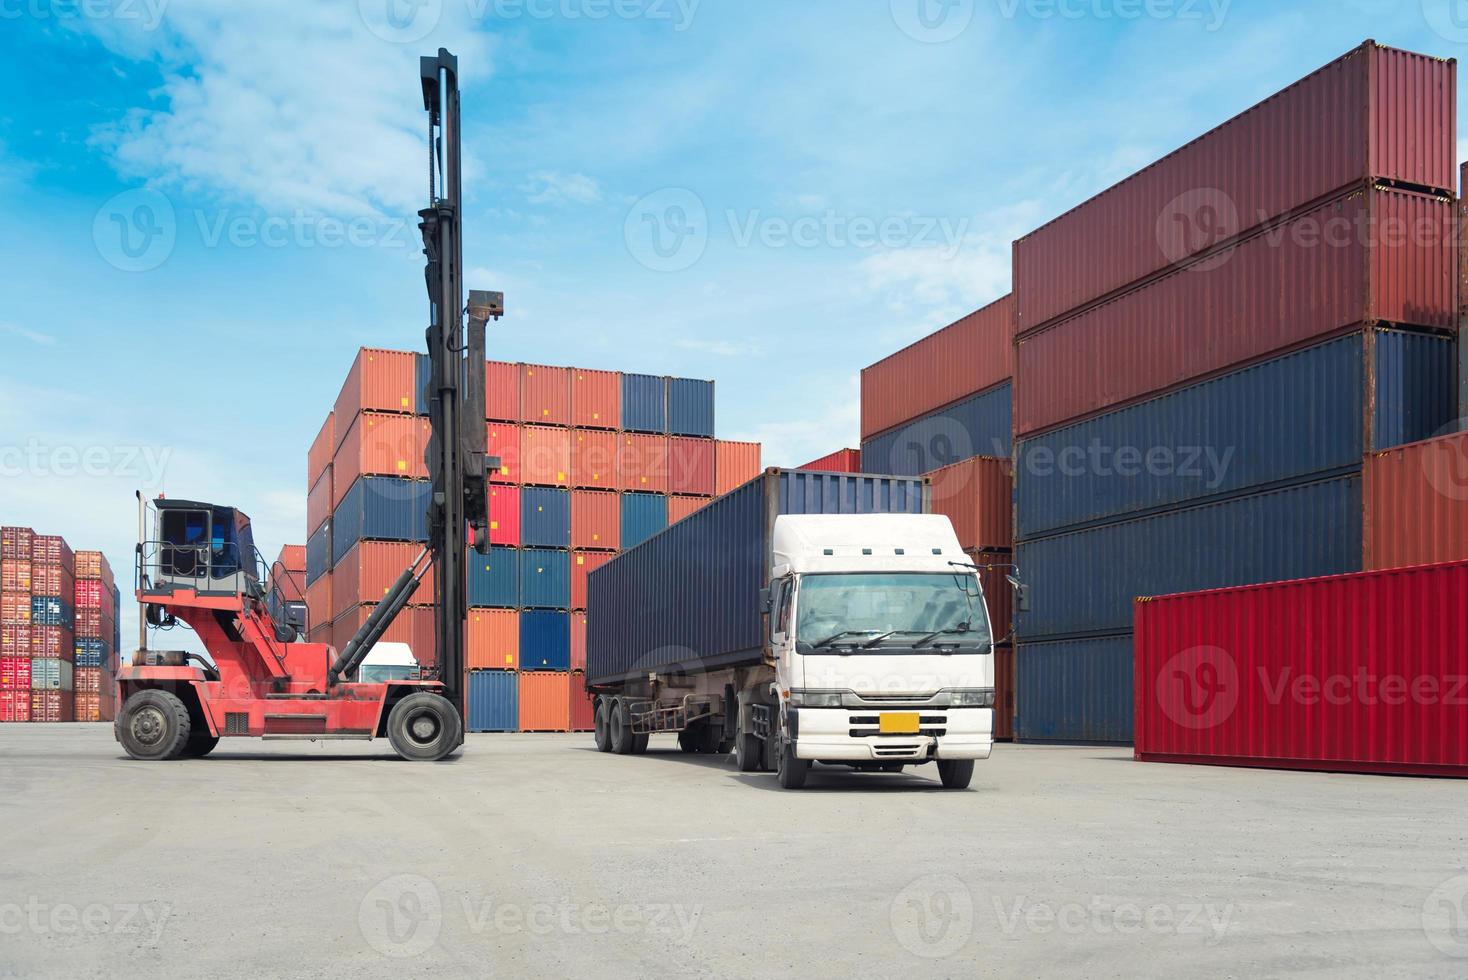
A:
<box><xmin>1</xmin><ymin>528</ymin><xmax>76</xmax><ymax>722</ymax></box>
<box><xmin>267</xmin><ymin>545</ymin><xmax>308</xmax><ymax>639</ymax></box>
<box><xmin>306</xmin><ymin>349</ymin><xmax>762</xmax><ymax>734</ymax></box>
<box><xmin>73</xmin><ymin>551</ymin><xmax>118</xmax><ymax>723</ymax></box>
<box><xmin>798</xmin><ymin>449</ymin><xmax>862</xmax><ymax>473</ymax></box>
<box><xmin>1010</xmin><ymin>42</ymin><xmax>1458</xmax><ymax>743</ymax></box>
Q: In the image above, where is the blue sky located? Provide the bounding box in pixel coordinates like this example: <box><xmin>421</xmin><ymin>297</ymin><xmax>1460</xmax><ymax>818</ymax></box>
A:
<box><xmin>0</xmin><ymin>0</ymin><xmax>1462</xmax><ymax>647</ymax></box>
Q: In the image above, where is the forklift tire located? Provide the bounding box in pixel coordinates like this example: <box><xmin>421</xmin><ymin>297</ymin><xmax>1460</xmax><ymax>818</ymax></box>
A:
<box><xmin>608</xmin><ymin>701</ymin><xmax>635</xmax><ymax>755</ymax></box>
<box><xmin>116</xmin><ymin>689</ymin><xmax>193</xmax><ymax>761</ymax></box>
<box><xmin>937</xmin><ymin>759</ymin><xmax>975</xmax><ymax>789</ymax></box>
<box><xmin>735</xmin><ymin>733</ymin><xmax>764</xmax><ymax>772</ymax></box>
<box><xmin>593</xmin><ymin>698</ymin><xmax>612</xmax><ymax>753</ymax></box>
<box><xmin>776</xmin><ymin>738</ymin><xmax>809</xmax><ymax>790</ymax></box>
<box><xmin>181</xmin><ymin>733</ymin><xmax>221</xmax><ymax>758</ymax></box>
<box><xmin>386</xmin><ymin>692</ymin><xmax>462</xmax><ymax>762</ymax></box>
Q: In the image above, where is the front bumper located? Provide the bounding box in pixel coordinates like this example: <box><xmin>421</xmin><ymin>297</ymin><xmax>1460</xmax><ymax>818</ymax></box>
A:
<box><xmin>790</xmin><ymin>706</ymin><xmax>993</xmax><ymax>762</ymax></box>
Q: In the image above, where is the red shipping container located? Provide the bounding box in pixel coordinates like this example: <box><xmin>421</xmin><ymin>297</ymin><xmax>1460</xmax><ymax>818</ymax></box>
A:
<box><xmin>571</xmin><ymin>491</ymin><xmax>619</xmax><ymax>551</ymax></box>
<box><xmin>668</xmin><ymin>438</ymin><xmax>715</xmax><ymax>495</ymax></box>
<box><xmin>1</xmin><ymin>527</ymin><xmax>33</xmax><ymax>561</ymax></box>
<box><xmin>1134</xmin><ymin>559</ymin><xmax>1468</xmax><ymax>777</ymax></box>
<box><xmin>275</xmin><ymin>545</ymin><xmax>306</xmax><ymax>575</ymax></box>
<box><xmin>571</xmin><ymin>429</ymin><xmax>618</xmax><ymax>489</ymax></box>
<box><xmin>1364</xmin><ymin>430</ymin><xmax>1468</xmax><ymax>570</ymax></box>
<box><xmin>928</xmin><ymin>457</ymin><xmax>1013</xmax><ymax>552</ymax></box>
<box><xmin>488</xmin><ymin>423</ymin><xmax>523</xmax><ymax>484</ymax></box>
<box><xmin>74</xmin><ymin>667</ymin><xmax>101</xmax><ymax>693</ymax></box>
<box><xmin>308</xmin><ymin>467</ymin><xmax>332</xmax><ymax>537</ymax></box>
<box><xmin>75</xmin><ymin>608</ymin><xmax>104</xmax><ymax>640</ymax></box>
<box><xmin>862</xmin><ymin>295</ymin><xmax>1015</xmax><ymax>440</ymax></box>
<box><xmin>31</xmin><ymin>627</ymin><xmax>72</xmax><ymax>659</ymax></box>
<box><xmin>970</xmin><ymin>551</ymin><xmax>1014</xmax><ymax>644</ymax></box>
<box><xmin>1</xmin><ymin>559</ymin><xmax>30</xmax><ymax>593</ymax></box>
<box><xmin>333</xmin><ymin>348</ymin><xmax>417</xmax><ymax>435</ymax></box>
<box><xmin>572</xmin><ymin>368</ymin><xmax>621</xmax><ymax>430</ymax></box>
<box><xmin>571</xmin><ymin>551</ymin><xmax>613</xmax><ymax>611</ymax></box>
<box><xmin>1014</xmin><ymin>43</ymin><xmax>1457</xmax><ymax>333</ymax></box>
<box><xmin>332</xmin><ymin>605</ymin><xmax>435</xmax><ymax>668</ymax></box>
<box><xmin>75</xmin><ymin>579</ymin><xmax>108</xmax><ymax>610</ymax></box>
<box><xmin>521</xmin><ymin>425</ymin><xmax>572</xmax><ymax>487</ymax></box>
<box><xmin>32</xmin><ymin>535</ymin><xmax>71</xmax><ymax>567</ymax></box>
<box><xmin>74</xmin><ymin>551</ymin><xmax>113</xmax><ymax>590</ymax></box>
<box><xmin>618</xmin><ymin>433</ymin><xmax>669</xmax><ymax>493</ymax></box>
<box><xmin>332</xmin><ymin>541</ymin><xmax>437</xmax><ymax>621</ymax></box>
<box><xmin>569</xmin><ymin>672</ymin><xmax>593</xmax><ymax>731</ymax></box>
<box><xmin>715</xmin><ymin>441</ymin><xmax>762</xmax><ymax>495</ymax></box>
<box><xmin>799</xmin><ymin>449</ymin><xmax>862</xmax><ymax>472</ymax></box>
<box><xmin>467</xmin><ymin>608</ymin><xmax>519</xmax><ymax>670</ymax></box>
<box><xmin>487</xmin><ymin>360</ymin><xmax>522</xmax><ymax>423</ymax></box>
<box><xmin>1</xmin><ymin>624</ymin><xmax>30</xmax><ymax>656</ymax></box>
<box><xmin>332</xmin><ymin>412</ymin><xmax>428</xmax><ymax>507</ymax></box>
<box><xmin>31</xmin><ymin>563</ymin><xmax>74</xmax><ymax>598</ymax></box>
<box><xmin>521</xmin><ymin>364</ymin><xmax>571</xmax><ymax>426</ymax></box>
<box><xmin>30</xmin><ymin>690</ymin><xmax>74</xmax><ymax>723</ymax></box>
<box><xmin>668</xmin><ymin>496</ymin><xmax>709</xmax><ymax>525</ymax></box>
<box><xmin>0</xmin><ymin>656</ymin><xmax>30</xmax><ymax>690</ymax></box>
<box><xmin>2</xmin><ymin>595</ymin><xmax>31</xmax><ymax>626</ymax></box>
<box><xmin>487</xmin><ymin>485</ymin><xmax>522</xmax><ymax>546</ymax></box>
<box><xmin>993</xmin><ymin>645</ymin><xmax>1014</xmax><ymax>742</ymax></box>
<box><xmin>1016</xmin><ymin>186</ymin><xmax>1457</xmax><ymax>437</ymax></box>
<box><xmin>519</xmin><ymin>672</ymin><xmax>571</xmax><ymax>731</ymax></box>
<box><xmin>570</xmin><ymin>613</ymin><xmax>587</xmax><ymax>672</ymax></box>
<box><xmin>305</xmin><ymin>574</ymin><xmax>332</xmax><ymax>640</ymax></box>
<box><xmin>0</xmin><ymin>690</ymin><xmax>30</xmax><ymax>722</ymax></box>
<box><xmin>308</xmin><ymin>412</ymin><xmax>335</xmax><ymax>490</ymax></box>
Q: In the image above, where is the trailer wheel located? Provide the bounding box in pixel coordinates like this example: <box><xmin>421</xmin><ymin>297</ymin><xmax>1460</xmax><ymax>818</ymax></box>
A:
<box><xmin>937</xmin><ymin>759</ymin><xmax>974</xmax><ymax>790</ymax></box>
<box><xmin>735</xmin><ymin>733</ymin><xmax>764</xmax><ymax>772</ymax></box>
<box><xmin>386</xmin><ymin>692</ymin><xmax>462</xmax><ymax>762</ymax></box>
<box><xmin>776</xmin><ymin>738</ymin><xmax>809</xmax><ymax>789</ymax></box>
<box><xmin>609</xmin><ymin>700</ymin><xmax>635</xmax><ymax>754</ymax></box>
<box><xmin>116</xmin><ymin>689</ymin><xmax>193</xmax><ymax>761</ymax></box>
<box><xmin>593</xmin><ymin>698</ymin><xmax>611</xmax><ymax>753</ymax></box>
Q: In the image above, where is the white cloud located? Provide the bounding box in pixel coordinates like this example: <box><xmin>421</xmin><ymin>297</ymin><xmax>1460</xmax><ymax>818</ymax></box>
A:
<box><xmin>0</xmin><ymin>323</ymin><xmax>57</xmax><ymax>346</ymax></box>
<box><xmin>732</xmin><ymin>375</ymin><xmax>860</xmax><ymax>469</ymax></box>
<box><xmin>524</xmin><ymin>171</ymin><xmax>603</xmax><ymax>206</ymax></box>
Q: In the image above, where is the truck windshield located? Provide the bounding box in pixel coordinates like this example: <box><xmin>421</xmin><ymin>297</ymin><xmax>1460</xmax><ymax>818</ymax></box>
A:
<box><xmin>796</xmin><ymin>573</ymin><xmax>991</xmax><ymax>651</ymax></box>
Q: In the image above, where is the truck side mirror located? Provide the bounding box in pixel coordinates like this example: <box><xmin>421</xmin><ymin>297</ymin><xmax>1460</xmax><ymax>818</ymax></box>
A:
<box><xmin>759</xmin><ymin>587</ymin><xmax>772</xmax><ymax>613</ymax></box>
<box><xmin>1007</xmin><ymin>575</ymin><xmax>1030</xmax><ymax>613</ymax></box>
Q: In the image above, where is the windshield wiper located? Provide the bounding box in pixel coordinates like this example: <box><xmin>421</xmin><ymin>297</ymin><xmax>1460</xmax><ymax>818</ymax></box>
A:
<box><xmin>910</xmin><ymin>625</ymin><xmax>979</xmax><ymax>649</ymax></box>
<box><xmin>859</xmin><ymin>631</ymin><xmax>900</xmax><ymax>649</ymax></box>
<box><xmin>811</xmin><ymin>630</ymin><xmax>879</xmax><ymax>649</ymax></box>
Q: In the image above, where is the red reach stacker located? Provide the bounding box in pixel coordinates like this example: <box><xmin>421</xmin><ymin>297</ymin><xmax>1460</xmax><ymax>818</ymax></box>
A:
<box><xmin>114</xmin><ymin>50</ymin><xmax>499</xmax><ymax>762</ymax></box>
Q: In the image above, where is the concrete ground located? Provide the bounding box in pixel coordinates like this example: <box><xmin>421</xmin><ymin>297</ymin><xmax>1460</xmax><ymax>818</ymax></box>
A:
<box><xmin>0</xmin><ymin>727</ymin><xmax>1466</xmax><ymax>979</ymax></box>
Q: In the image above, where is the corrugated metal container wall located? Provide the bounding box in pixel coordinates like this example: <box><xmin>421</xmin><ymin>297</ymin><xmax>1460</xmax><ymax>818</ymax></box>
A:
<box><xmin>1134</xmin><ymin>560</ymin><xmax>1468</xmax><ymax>775</ymax></box>
<box><xmin>993</xmin><ymin>645</ymin><xmax>1014</xmax><ymax>741</ymax></box>
<box><xmin>333</xmin><ymin>349</ymin><xmax>418</xmax><ymax>431</ymax></box>
<box><xmin>571</xmin><ymin>551</ymin><xmax>613</xmax><ymax>611</ymax></box>
<box><xmin>1015</xmin><ymin>187</ymin><xmax>1457</xmax><ymax>437</ymax></box>
<box><xmin>569</xmin><ymin>676</ymin><xmax>594</xmax><ymax>731</ymax></box>
<box><xmin>1</xmin><ymin>527</ymin><xmax>33</xmax><ymax>560</ymax></box>
<box><xmin>668</xmin><ymin>437</ymin><xmax>715</xmax><ymax>495</ymax></box>
<box><xmin>1013</xmin><ymin>43</ymin><xmax>1457</xmax><ymax>333</ymax></box>
<box><xmin>798</xmin><ymin>449</ymin><xmax>861</xmax><ymax>472</ymax></box>
<box><xmin>927</xmin><ymin>457</ymin><xmax>1012</xmax><ymax>552</ymax></box>
<box><xmin>861</xmin><ymin>295</ymin><xmax>1015</xmax><ymax>440</ymax></box>
<box><xmin>487</xmin><ymin>485</ymin><xmax>521</xmax><ymax>546</ymax></box>
<box><xmin>466</xmin><ymin>670</ymin><xmax>518</xmax><ymax>732</ymax></box>
<box><xmin>276</xmin><ymin>544</ymin><xmax>306</xmax><ymax>574</ymax></box>
<box><xmin>330</xmin><ymin>541</ymin><xmax>436</xmax><ymax>621</ymax></box>
<box><xmin>571</xmin><ymin>429</ymin><xmax>618</xmax><ymax>489</ymax></box>
<box><xmin>520</xmin><ymin>549</ymin><xmax>571</xmax><ymax>610</ymax></box>
<box><xmin>1016</xmin><ymin>476</ymin><xmax>1363</xmax><ymax>640</ymax></box>
<box><xmin>521</xmin><ymin>425</ymin><xmax>572</xmax><ymax>488</ymax></box>
<box><xmin>618</xmin><ymin>433</ymin><xmax>669</xmax><ymax>493</ymax></box>
<box><xmin>1373</xmin><ymin>329</ymin><xmax>1457</xmax><ymax>449</ymax></box>
<box><xmin>307</xmin><ymin>412</ymin><xmax>334</xmax><ymax>490</ymax></box>
<box><xmin>571</xmin><ymin>369</ymin><xmax>621</xmax><ymax>429</ymax></box>
<box><xmin>587</xmin><ymin>470</ymin><xmax>926</xmax><ymax>685</ymax></box>
<box><xmin>331</xmin><ymin>412</ymin><xmax>428</xmax><ymax>508</ymax></box>
<box><xmin>622</xmin><ymin>374</ymin><xmax>667</xmax><ymax>433</ymax></box>
<box><xmin>620</xmin><ymin>492</ymin><xmax>668</xmax><ymax>549</ymax></box>
<box><xmin>486</xmin><ymin>360</ymin><xmax>521</xmax><ymax>423</ymax></box>
<box><xmin>1364</xmin><ymin>430</ymin><xmax>1468</xmax><ymax>569</ymax></box>
<box><xmin>520</xmin><ymin>611</ymin><xmax>571</xmax><ymax>671</ymax></box>
<box><xmin>571</xmin><ymin>491</ymin><xmax>619</xmax><ymax>551</ymax></box>
<box><xmin>467</xmin><ymin>546</ymin><xmax>519</xmax><ymax>609</ymax></box>
<box><xmin>488</xmin><ymin>423</ymin><xmax>522</xmax><ymax>484</ymax></box>
<box><xmin>521</xmin><ymin>364</ymin><xmax>571</xmax><ymax>426</ymax></box>
<box><xmin>520</xmin><ymin>487</ymin><xmax>571</xmax><ymax>549</ymax></box>
<box><xmin>306</xmin><ymin>519</ymin><xmax>331</xmax><ymax>586</ymax></box>
<box><xmin>861</xmin><ymin>383</ymin><xmax>1013</xmax><ymax>476</ymax></box>
<box><xmin>467</xmin><ymin>608</ymin><xmax>519</xmax><ymax>669</ymax></box>
<box><xmin>331</xmin><ymin>477</ymin><xmax>430</xmax><ymax>567</ymax></box>
<box><xmin>570</xmin><ymin>613</ymin><xmax>588</xmax><ymax>671</ymax></box>
<box><xmin>1016</xmin><ymin>635</ymin><xmax>1135</xmax><ymax>743</ymax></box>
<box><xmin>715</xmin><ymin>441</ymin><xmax>762</xmax><ymax>495</ymax></box>
<box><xmin>668</xmin><ymin>378</ymin><xmax>715</xmax><ymax>438</ymax></box>
<box><xmin>519</xmin><ymin>672</ymin><xmax>572</xmax><ymax>731</ymax></box>
<box><xmin>305</xmin><ymin>574</ymin><xmax>331</xmax><ymax>639</ymax></box>
<box><xmin>668</xmin><ymin>496</ymin><xmax>709</xmax><ymax>524</ymax></box>
<box><xmin>332</xmin><ymin>606</ymin><xmax>435</xmax><ymax>667</ymax></box>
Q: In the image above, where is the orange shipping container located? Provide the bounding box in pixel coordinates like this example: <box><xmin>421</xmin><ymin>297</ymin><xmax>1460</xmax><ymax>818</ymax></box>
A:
<box><xmin>522</xmin><ymin>425</ymin><xmax>572</xmax><ymax>487</ymax></box>
<box><xmin>570</xmin><ymin>613</ymin><xmax>587</xmax><ymax>671</ymax></box>
<box><xmin>332</xmin><ymin>541</ymin><xmax>436</xmax><ymax>621</ymax></box>
<box><xmin>275</xmin><ymin>545</ymin><xmax>306</xmax><ymax>574</ymax></box>
<box><xmin>332</xmin><ymin>412</ymin><xmax>428</xmax><ymax>508</ymax></box>
<box><xmin>487</xmin><ymin>360</ymin><xmax>522</xmax><ymax>423</ymax></box>
<box><xmin>571</xmin><ymin>491</ymin><xmax>619</xmax><ymax>551</ymax></box>
<box><xmin>332</xmin><ymin>605</ymin><xmax>435</xmax><ymax>668</ymax></box>
<box><xmin>519</xmin><ymin>672</ymin><xmax>571</xmax><ymax>731</ymax></box>
<box><xmin>488</xmin><ymin>423</ymin><xmax>523</xmax><ymax>484</ymax></box>
<box><xmin>618</xmin><ymin>433</ymin><xmax>669</xmax><ymax>493</ymax></box>
<box><xmin>75</xmin><ymin>691</ymin><xmax>101</xmax><ymax>723</ymax></box>
<box><xmin>1</xmin><ymin>595</ymin><xmax>30</xmax><ymax>626</ymax></box>
<box><xmin>521</xmin><ymin>364</ymin><xmax>571</xmax><ymax>426</ymax></box>
<box><xmin>927</xmin><ymin>457</ymin><xmax>1013</xmax><ymax>552</ymax></box>
<box><xmin>715</xmin><ymin>441</ymin><xmax>762</xmax><ymax>495</ymax></box>
<box><xmin>1364</xmin><ymin>430</ymin><xmax>1468</xmax><ymax>570</ymax></box>
<box><xmin>467</xmin><ymin>608</ymin><xmax>520</xmax><ymax>670</ymax></box>
<box><xmin>571</xmin><ymin>551</ymin><xmax>614</xmax><ymax>611</ymax></box>
<box><xmin>308</xmin><ymin>467</ymin><xmax>333</xmax><ymax>537</ymax></box>
<box><xmin>668</xmin><ymin>496</ymin><xmax>710</xmax><ymax>524</ymax></box>
<box><xmin>333</xmin><ymin>348</ymin><xmax>417</xmax><ymax>435</ymax></box>
<box><xmin>668</xmin><ymin>438</ymin><xmax>716</xmax><ymax>495</ymax></box>
<box><xmin>305</xmin><ymin>574</ymin><xmax>332</xmax><ymax>638</ymax></box>
<box><xmin>308</xmin><ymin>412</ymin><xmax>335</xmax><ymax>489</ymax></box>
<box><xmin>74</xmin><ymin>550</ymin><xmax>113</xmax><ymax>586</ymax></box>
<box><xmin>1</xmin><ymin>560</ymin><xmax>30</xmax><ymax>593</ymax></box>
<box><xmin>571</xmin><ymin>429</ymin><xmax>618</xmax><ymax>489</ymax></box>
<box><xmin>572</xmin><ymin>369</ymin><xmax>621</xmax><ymax>429</ymax></box>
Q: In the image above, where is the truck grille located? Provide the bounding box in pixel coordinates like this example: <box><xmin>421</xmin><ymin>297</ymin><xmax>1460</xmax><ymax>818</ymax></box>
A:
<box><xmin>848</xmin><ymin>715</ymin><xmax>947</xmax><ymax>738</ymax></box>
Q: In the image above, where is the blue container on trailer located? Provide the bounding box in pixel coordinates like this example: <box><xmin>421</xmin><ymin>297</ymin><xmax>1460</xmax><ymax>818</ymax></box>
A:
<box><xmin>519</xmin><ymin>549</ymin><xmax>571</xmax><ymax>609</ymax></box>
<box><xmin>620</xmin><ymin>492</ymin><xmax>668</xmax><ymax>549</ymax></box>
<box><xmin>520</xmin><ymin>611</ymin><xmax>572</xmax><ymax>670</ymax></box>
<box><xmin>861</xmin><ymin>383</ymin><xmax>1012</xmax><ymax>476</ymax></box>
<box><xmin>467</xmin><ymin>546</ymin><xmax>519</xmax><ymax>608</ymax></box>
<box><xmin>1015</xmin><ymin>475</ymin><xmax>1362</xmax><ymax>640</ymax></box>
<box><xmin>31</xmin><ymin>596</ymin><xmax>72</xmax><ymax>628</ymax></box>
<box><xmin>1015</xmin><ymin>635</ymin><xmax>1135</xmax><ymax>744</ymax></box>
<box><xmin>587</xmin><ymin>469</ymin><xmax>928</xmax><ymax>686</ymax></box>
<box><xmin>331</xmin><ymin>476</ymin><xmax>430</xmax><ymax>567</ymax></box>
<box><xmin>667</xmin><ymin>378</ymin><xmax>715</xmax><ymax>438</ymax></box>
<box><xmin>466</xmin><ymin>670</ymin><xmax>519</xmax><ymax>732</ymax></box>
<box><xmin>520</xmin><ymin>487</ymin><xmax>571</xmax><ymax>548</ymax></box>
<box><xmin>622</xmin><ymin>374</ymin><xmax>667</xmax><ymax>433</ymax></box>
<box><xmin>305</xmin><ymin>519</ymin><xmax>331</xmax><ymax>586</ymax></box>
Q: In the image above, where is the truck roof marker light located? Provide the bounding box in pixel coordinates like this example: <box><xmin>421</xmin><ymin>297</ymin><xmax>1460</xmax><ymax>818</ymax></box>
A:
<box><xmin>823</xmin><ymin>549</ymin><xmax>833</xmax><ymax>555</ymax></box>
<box><xmin>932</xmin><ymin>548</ymin><xmax>942</xmax><ymax>555</ymax></box>
<box><xmin>862</xmin><ymin>548</ymin><xmax>872</xmax><ymax>555</ymax></box>
<box><xmin>895</xmin><ymin>549</ymin><xmax>905</xmax><ymax>555</ymax></box>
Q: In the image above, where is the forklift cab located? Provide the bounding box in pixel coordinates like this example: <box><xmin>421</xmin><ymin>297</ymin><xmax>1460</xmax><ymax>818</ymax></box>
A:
<box><xmin>145</xmin><ymin>499</ymin><xmax>262</xmax><ymax>597</ymax></box>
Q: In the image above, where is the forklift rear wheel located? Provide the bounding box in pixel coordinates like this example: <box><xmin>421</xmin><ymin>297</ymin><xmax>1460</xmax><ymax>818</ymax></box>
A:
<box><xmin>181</xmin><ymin>733</ymin><xmax>220</xmax><ymax>758</ymax></box>
<box><xmin>116</xmin><ymin>689</ymin><xmax>192</xmax><ymax>761</ymax></box>
<box><xmin>593</xmin><ymin>698</ymin><xmax>611</xmax><ymax>752</ymax></box>
<box><xmin>386</xmin><ymin>693</ymin><xmax>462</xmax><ymax>762</ymax></box>
<box><xmin>608</xmin><ymin>700</ymin><xmax>634</xmax><ymax>754</ymax></box>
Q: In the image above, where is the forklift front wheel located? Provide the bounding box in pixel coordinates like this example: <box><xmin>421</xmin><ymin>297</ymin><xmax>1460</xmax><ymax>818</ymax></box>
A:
<box><xmin>386</xmin><ymin>693</ymin><xmax>463</xmax><ymax>762</ymax></box>
<box><xmin>116</xmin><ymin>689</ymin><xmax>193</xmax><ymax>761</ymax></box>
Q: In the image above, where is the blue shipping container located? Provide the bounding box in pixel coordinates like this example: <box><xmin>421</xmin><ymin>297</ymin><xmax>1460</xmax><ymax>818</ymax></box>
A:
<box><xmin>622</xmin><ymin>374</ymin><xmax>667</xmax><ymax>434</ymax></box>
<box><xmin>668</xmin><ymin>378</ymin><xmax>715</xmax><ymax>438</ymax></box>
<box><xmin>467</xmin><ymin>546</ymin><xmax>519</xmax><ymax>608</ymax></box>
<box><xmin>519</xmin><ymin>548</ymin><xmax>571</xmax><ymax>609</ymax></box>
<box><xmin>1015</xmin><ymin>475</ymin><xmax>1363</xmax><ymax>640</ymax></box>
<box><xmin>331</xmin><ymin>476</ymin><xmax>430</xmax><ymax>567</ymax></box>
<box><xmin>414</xmin><ymin>353</ymin><xmax>431</xmax><ymax>415</ymax></box>
<box><xmin>587</xmin><ymin>469</ymin><xmax>927</xmax><ymax>685</ymax></box>
<box><xmin>520</xmin><ymin>487</ymin><xmax>571</xmax><ymax>548</ymax></box>
<box><xmin>31</xmin><ymin>596</ymin><xmax>72</xmax><ymax>628</ymax></box>
<box><xmin>467</xmin><ymin>670</ymin><xmax>519</xmax><ymax>732</ymax></box>
<box><xmin>306</xmin><ymin>518</ymin><xmax>331</xmax><ymax>586</ymax></box>
<box><xmin>620</xmin><ymin>492</ymin><xmax>669</xmax><ymax>549</ymax></box>
<box><xmin>74</xmin><ymin>638</ymin><xmax>108</xmax><ymax>668</ymax></box>
<box><xmin>860</xmin><ymin>383</ymin><xmax>1012</xmax><ymax>477</ymax></box>
<box><xmin>1373</xmin><ymin>328</ymin><xmax>1456</xmax><ymax>450</ymax></box>
<box><xmin>1015</xmin><ymin>635</ymin><xmax>1134</xmax><ymax>744</ymax></box>
<box><xmin>520</xmin><ymin>611</ymin><xmax>572</xmax><ymax>671</ymax></box>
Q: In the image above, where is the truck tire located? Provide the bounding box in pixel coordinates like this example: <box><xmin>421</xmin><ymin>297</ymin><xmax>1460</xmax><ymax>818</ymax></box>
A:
<box><xmin>116</xmin><ymin>689</ymin><xmax>192</xmax><ymax>761</ymax></box>
<box><xmin>776</xmin><ymin>738</ymin><xmax>809</xmax><ymax>789</ymax></box>
<box><xmin>698</xmin><ymin>722</ymin><xmax>724</xmax><ymax>754</ymax></box>
<box><xmin>677</xmin><ymin>730</ymin><xmax>699</xmax><ymax>753</ymax></box>
<box><xmin>609</xmin><ymin>700</ymin><xmax>635</xmax><ymax>754</ymax></box>
<box><xmin>386</xmin><ymin>692</ymin><xmax>462</xmax><ymax>762</ymax></box>
<box><xmin>937</xmin><ymin>759</ymin><xmax>975</xmax><ymax>789</ymax></box>
<box><xmin>735</xmin><ymin>733</ymin><xmax>764</xmax><ymax>772</ymax></box>
<box><xmin>631</xmin><ymin>733</ymin><xmax>650</xmax><ymax>754</ymax></box>
<box><xmin>593</xmin><ymin>698</ymin><xmax>611</xmax><ymax>752</ymax></box>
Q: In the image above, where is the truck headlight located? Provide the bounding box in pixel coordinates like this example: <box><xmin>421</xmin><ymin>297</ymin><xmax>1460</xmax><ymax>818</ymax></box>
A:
<box><xmin>947</xmin><ymin>689</ymin><xmax>994</xmax><ymax>707</ymax></box>
<box><xmin>789</xmin><ymin>690</ymin><xmax>845</xmax><ymax>708</ymax></box>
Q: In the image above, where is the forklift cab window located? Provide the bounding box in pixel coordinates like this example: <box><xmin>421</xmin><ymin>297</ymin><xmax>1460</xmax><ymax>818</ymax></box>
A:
<box><xmin>160</xmin><ymin>509</ymin><xmax>210</xmax><ymax>577</ymax></box>
<box><xmin>211</xmin><ymin>507</ymin><xmax>241</xmax><ymax>579</ymax></box>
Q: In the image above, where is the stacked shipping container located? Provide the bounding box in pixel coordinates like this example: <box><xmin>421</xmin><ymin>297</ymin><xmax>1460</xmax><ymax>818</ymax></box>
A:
<box><xmin>72</xmin><ymin>551</ymin><xmax>118</xmax><ymax>722</ymax></box>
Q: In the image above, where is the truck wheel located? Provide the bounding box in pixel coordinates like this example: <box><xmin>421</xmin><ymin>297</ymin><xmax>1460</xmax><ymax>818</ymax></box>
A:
<box><xmin>631</xmin><ymin>733</ymin><xmax>650</xmax><ymax>754</ymax></box>
<box><xmin>776</xmin><ymin>739</ymin><xmax>809</xmax><ymax>789</ymax></box>
<box><xmin>937</xmin><ymin>759</ymin><xmax>975</xmax><ymax>789</ymax></box>
<box><xmin>116</xmin><ymin>689</ymin><xmax>192</xmax><ymax>761</ymax></box>
<box><xmin>593</xmin><ymin>698</ymin><xmax>611</xmax><ymax>753</ymax></box>
<box><xmin>677</xmin><ymin>730</ymin><xmax>698</xmax><ymax>753</ymax></box>
<box><xmin>609</xmin><ymin>701</ymin><xmax>634</xmax><ymax>754</ymax></box>
<box><xmin>735</xmin><ymin>733</ymin><xmax>764</xmax><ymax>772</ymax></box>
<box><xmin>698</xmin><ymin>722</ymin><xmax>723</xmax><ymax>754</ymax></box>
<box><xmin>181</xmin><ymin>732</ymin><xmax>220</xmax><ymax>758</ymax></box>
<box><xmin>386</xmin><ymin>692</ymin><xmax>462</xmax><ymax>762</ymax></box>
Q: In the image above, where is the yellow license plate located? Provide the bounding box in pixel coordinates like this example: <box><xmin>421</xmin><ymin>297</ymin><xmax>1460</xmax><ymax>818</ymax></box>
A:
<box><xmin>879</xmin><ymin>712</ymin><xmax>920</xmax><ymax>734</ymax></box>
